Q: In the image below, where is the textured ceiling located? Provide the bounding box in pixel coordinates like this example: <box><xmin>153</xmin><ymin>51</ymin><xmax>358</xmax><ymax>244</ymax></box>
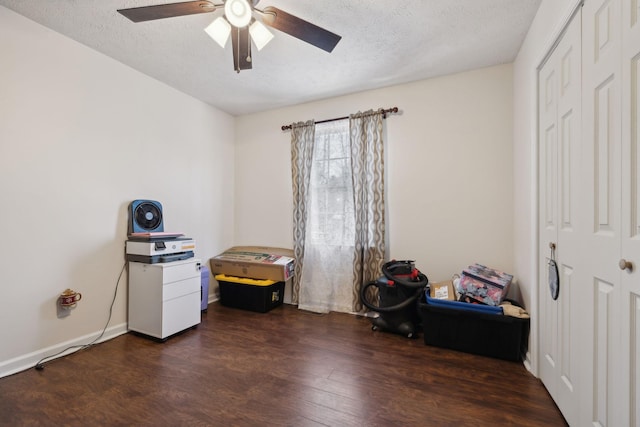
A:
<box><xmin>0</xmin><ymin>0</ymin><xmax>541</xmax><ymax>116</ymax></box>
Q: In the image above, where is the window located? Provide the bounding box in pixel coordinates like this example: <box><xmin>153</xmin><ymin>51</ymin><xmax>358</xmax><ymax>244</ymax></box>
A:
<box><xmin>298</xmin><ymin>119</ymin><xmax>355</xmax><ymax>313</ymax></box>
<box><xmin>308</xmin><ymin>120</ymin><xmax>354</xmax><ymax>247</ymax></box>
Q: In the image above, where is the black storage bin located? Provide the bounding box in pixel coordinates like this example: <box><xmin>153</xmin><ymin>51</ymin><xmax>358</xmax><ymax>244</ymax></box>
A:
<box><xmin>215</xmin><ymin>274</ymin><xmax>284</xmax><ymax>313</ymax></box>
<box><xmin>418</xmin><ymin>300</ymin><xmax>530</xmax><ymax>361</ymax></box>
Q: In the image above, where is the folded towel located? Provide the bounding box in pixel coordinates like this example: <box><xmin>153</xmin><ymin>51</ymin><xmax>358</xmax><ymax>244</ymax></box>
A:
<box><xmin>500</xmin><ymin>301</ymin><xmax>530</xmax><ymax>319</ymax></box>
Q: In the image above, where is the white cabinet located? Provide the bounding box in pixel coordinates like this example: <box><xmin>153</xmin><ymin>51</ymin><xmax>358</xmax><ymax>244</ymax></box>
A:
<box><xmin>128</xmin><ymin>258</ymin><xmax>201</xmax><ymax>340</ymax></box>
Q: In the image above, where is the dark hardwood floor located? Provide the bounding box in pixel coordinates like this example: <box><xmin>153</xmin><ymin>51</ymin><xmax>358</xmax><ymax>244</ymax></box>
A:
<box><xmin>0</xmin><ymin>302</ymin><xmax>567</xmax><ymax>426</ymax></box>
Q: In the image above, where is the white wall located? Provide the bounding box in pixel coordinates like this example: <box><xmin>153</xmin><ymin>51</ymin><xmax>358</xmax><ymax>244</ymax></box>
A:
<box><xmin>0</xmin><ymin>7</ymin><xmax>235</xmax><ymax>377</ymax></box>
<box><xmin>235</xmin><ymin>64</ymin><xmax>515</xmax><ymax>290</ymax></box>
<box><xmin>512</xmin><ymin>0</ymin><xmax>582</xmax><ymax>373</ymax></box>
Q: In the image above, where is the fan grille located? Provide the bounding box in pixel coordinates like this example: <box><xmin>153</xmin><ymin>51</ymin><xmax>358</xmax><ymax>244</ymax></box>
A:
<box><xmin>134</xmin><ymin>202</ymin><xmax>163</xmax><ymax>231</ymax></box>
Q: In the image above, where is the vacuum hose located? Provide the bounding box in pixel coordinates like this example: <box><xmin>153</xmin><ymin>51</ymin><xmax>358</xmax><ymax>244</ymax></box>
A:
<box><xmin>360</xmin><ymin>260</ymin><xmax>429</xmax><ymax>313</ymax></box>
<box><xmin>360</xmin><ymin>281</ymin><xmax>423</xmax><ymax>312</ymax></box>
<box><xmin>381</xmin><ymin>260</ymin><xmax>429</xmax><ymax>289</ymax></box>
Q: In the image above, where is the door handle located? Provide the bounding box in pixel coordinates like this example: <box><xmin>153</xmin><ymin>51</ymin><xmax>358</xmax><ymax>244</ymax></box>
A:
<box><xmin>619</xmin><ymin>259</ymin><xmax>633</xmax><ymax>272</ymax></box>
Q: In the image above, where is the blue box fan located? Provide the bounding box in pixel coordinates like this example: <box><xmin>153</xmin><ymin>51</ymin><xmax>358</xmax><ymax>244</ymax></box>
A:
<box><xmin>129</xmin><ymin>199</ymin><xmax>164</xmax><ymax>234</ymax></box>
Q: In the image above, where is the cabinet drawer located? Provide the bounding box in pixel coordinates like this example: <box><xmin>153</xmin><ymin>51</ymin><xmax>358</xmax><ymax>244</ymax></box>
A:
<box><xmin>163</xmin><ymin>276</ymin><xmax>200</xmax><ymax>301</ymax></box>
<box><xmin>162</xmin><ymin>261</ymin><xmax>200</xmax><ymax>284</ymax></box>
<box><xmin>162</xmin><ymin>292</ymin><xmax>201</xmax><ymax>337</ymax></box>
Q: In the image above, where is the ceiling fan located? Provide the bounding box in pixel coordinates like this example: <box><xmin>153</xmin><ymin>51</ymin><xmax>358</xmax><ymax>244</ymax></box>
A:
<box><xmin>117</xmin><ymin>0</ymin><xmax>342</xmax><ymax>73</ymax></box>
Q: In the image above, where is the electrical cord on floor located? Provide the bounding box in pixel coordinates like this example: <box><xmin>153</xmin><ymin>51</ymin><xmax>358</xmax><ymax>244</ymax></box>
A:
<box><xmin>34</xmin><ymin>261</ymin><xmax>127</xmax><ymax>371</ymax></box>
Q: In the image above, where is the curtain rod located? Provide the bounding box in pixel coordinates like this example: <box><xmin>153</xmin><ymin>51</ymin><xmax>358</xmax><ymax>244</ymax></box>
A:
<box><xmin>281</xmin><ymin>107</ymin><xmax>399</xmax><ymax>131</ymax></box>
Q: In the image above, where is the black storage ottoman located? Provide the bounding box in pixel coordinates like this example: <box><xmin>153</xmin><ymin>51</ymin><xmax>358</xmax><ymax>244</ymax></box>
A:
<box><xmin>418</xmin><ymin>300</ymin><xmax>530</xmax><ymax>361</ymax></box>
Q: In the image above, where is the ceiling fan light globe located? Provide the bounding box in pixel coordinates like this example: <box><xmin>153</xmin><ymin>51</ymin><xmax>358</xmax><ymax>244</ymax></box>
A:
<box><xmin>204</xmin><ymin>17</ymin><xmax>231</xmax><ymax>48</ymax></box>
<box><xmin>225</xmin><ymin>0</ymin><xmax>252</xmax><ymax>28</ymax></box>
<box><xmin>249</xmin><ymin>20</ymin><xmax>274</xmax><ymax>50</ymax></box>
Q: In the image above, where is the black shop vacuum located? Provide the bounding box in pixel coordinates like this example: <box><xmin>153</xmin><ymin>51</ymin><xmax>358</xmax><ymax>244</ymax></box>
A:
<box><xmin>360</xmin><ymin>260</ymin><xmax>429</xmax><ymax>338</ymax></box>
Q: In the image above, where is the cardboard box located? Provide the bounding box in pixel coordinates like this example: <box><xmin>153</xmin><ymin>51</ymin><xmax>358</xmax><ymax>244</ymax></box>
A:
<box><xmin>458</xmin><ymin>264</ymin><xmax>513</xmax><ymax>306</ymax></box>
<box><xmin>429</xmin><ymin>280</ymin><xmax>456</xmax><ymax>301</ymax></box>
<box><xmin>209</xmin><ymin>246</ymin><xmax>295</xmax><ymax>282</ymax></box>
<box><xmin>215</xmin><ymin>274</ymin><xmax>284</xmax><ymax>313</ymax></box>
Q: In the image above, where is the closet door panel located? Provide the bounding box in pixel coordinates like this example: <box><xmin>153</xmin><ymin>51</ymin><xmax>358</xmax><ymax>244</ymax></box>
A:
<box><xmin>632</xmin><ymin>295</ymin><xmax>640</xmax><ymax>427</ymax></box>
<box><xmin>539</xmin><ymin>60</ymin><xmax>560</xmax><ymax>399</ymax></box>
<box><xmin>594</xmin><ymin>79</ymin><xmax>619</xmax><ymax>235</ymax></box>
<box><xmin>583</xmin><ymin>0</ymin><xmax>622</xmax><ymax>425</ymax></box>
<box><xmin>594</xmin><ymin>279</ymin><xmax>615</xmax><ymax>426</ymax></box>
<box><xmin>621</xmin><ymin>0</ymin><xmax>640</xmax><ymax>424</ymax></box>
<box><xmin>537</xmin><ymin>9</ymin><xmax>582</xmax><ymax>425</ymax></box>
<box><xmin>556</xmin><ymin>37</ymin><xmax>583</xmax><ymax>418</ymax></box>
<box><xmin>558</xmin><ymin>263</ymin><xmax>575</xmax><ymax>392</ymax></box>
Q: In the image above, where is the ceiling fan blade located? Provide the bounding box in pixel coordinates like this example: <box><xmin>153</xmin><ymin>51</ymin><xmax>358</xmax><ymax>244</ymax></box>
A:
<box><xmin>231</xmin><ymin>26</ymin><xmax>253</xmax><ymax>72</ymax></box>
<box><xmin>261</xmin><ymin>6</ymin><xmax>341</xmax><ymax>53</ymax></box>
<box><xmin>117</xmin><ymin>1</ymin><xmax>216</xmax><ymax>23</ymax></box>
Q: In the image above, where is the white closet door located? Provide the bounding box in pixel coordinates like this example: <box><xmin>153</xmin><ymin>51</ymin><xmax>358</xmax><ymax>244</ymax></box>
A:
<box><xmin>539</xmin><ymin>1</ymin><xmax>638</xmax><ymax>424</ymax></box>
<box><xmin>537</xmin><ymin>8</ymin><xmax>583</xmax><ymax>426</ymax></box>
<box><xmin>620</xmin><ymin>0</ymin><xmax>640</xmax><ymax>425</ymax></box>
<box><xmin>582</xmin><ymin>0</ymin><xmax>624</xmax><ymax>425</ymax></box>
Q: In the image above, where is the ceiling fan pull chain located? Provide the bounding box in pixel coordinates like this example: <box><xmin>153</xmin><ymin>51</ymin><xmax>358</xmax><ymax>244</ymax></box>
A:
<box><xmin>247</xmin><ymin>29</ymin><xmax>252</xmax><ymax>62</ymax></box>
<box><xmin>236</xmin><ymin>26</ymin><xmax>241</xmax><ymax>73</ymax></box>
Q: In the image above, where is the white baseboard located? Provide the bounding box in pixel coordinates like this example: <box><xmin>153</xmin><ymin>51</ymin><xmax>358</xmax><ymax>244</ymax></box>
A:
<box><xmin>0</xmin><ymin>322</ymin><xmax>128</xmax><ymax>379</ymax></box>
<box><xmin>523</xmin><ymin>351</ymin><xmax>534</xmax><ymax>376</ymax></box>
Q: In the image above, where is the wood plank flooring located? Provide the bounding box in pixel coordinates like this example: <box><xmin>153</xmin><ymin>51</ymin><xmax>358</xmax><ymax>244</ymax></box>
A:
<box><xmin>0</xmin><ymin>302</ymin><xmax>567</xmax><ymax>426</ymax></box>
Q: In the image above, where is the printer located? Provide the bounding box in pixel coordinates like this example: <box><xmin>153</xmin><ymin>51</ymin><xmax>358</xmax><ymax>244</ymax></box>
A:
<box><xmin>126</xmin><ymin>236</ymin><xmax>195</xmax><ymax>264</ymax></box>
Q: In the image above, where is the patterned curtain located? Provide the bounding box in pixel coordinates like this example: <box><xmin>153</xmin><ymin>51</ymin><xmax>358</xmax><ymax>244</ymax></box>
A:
<box><xmin>290</xmin><ymin>120</ymin><xmax>315</xmax><ymax>305</ymax></box>
<box><xmin>350</xmin><ymin>110</ymin><xmax>386</xmax><ymax>312</ymax></box>
<box><xmin>298</xmin><ymin>120</ymin><xmax>355</xmax><ymax>313</ymax></box>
